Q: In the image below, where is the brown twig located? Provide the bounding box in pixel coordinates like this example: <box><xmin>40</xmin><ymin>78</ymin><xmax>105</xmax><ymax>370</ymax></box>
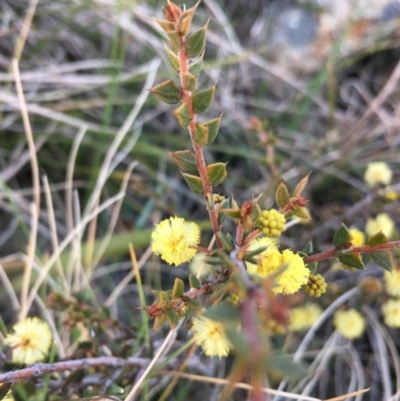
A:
<box><xmin>304</xmin><ymin>240</ymin><xmax>400</xmax><ymax>265</ymax></box>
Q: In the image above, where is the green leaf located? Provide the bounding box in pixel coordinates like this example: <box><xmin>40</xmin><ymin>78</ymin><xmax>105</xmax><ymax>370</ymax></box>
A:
<box><xmin>163</xmin><ymin>42</ymin><xmax>180</xmax><ymax>72</ymax></box>
<box><xmin>178</xmin><ymin>5</ymin><xmax>196</xmax><ymax>36</ymax></box>
<box><xmin>194</xmin><ymin>122</ymin><xmax>208</xmax><ymax>145</ymax></box>
<box><xmin>183</xmin><ymin>72</ymin><xmax>197</xmax><ymax>91</ymax></box>
<box><xmin>159</xmin><ymin>291</ymin><xmax>171</xmax><ymax>301</ymax></box>
<box><xmin>224</xmin><ymin>327</ymin><xmax>248</xmax><ymax>358</ymax></box>
<box><xmin>173</xmin><ymin>103</ymin><xmax>191</xmax><ymax>127</ymax></box>
<box><xmin>185</xmin><ymin>20</ymin><xmax>208</xmax><ymax>58</ymax></box>
<box><xmin>266</xmin><ymin>355</ymin><xmax>308</xmax><ymax>379</ymax></box>
<box><xmin>207</xmin><ymin>162</ymin><xmax>227</xmax><ymax>186</ymax></box>
<box><xmin>192</xmin><ymin>85</ymin><xmax>215</xmax><ymax>113</ymax></box>
<box><xmin>182</xmin><ymin>173</ymin><xmax>203</xmax><ymax>194</ymax></box>
<box><xmin>188</xmin><ymin>273</ymin><xmax>201</xmax><ymax>289</ymax></box>
<box><xmin>293</xmin><ymin>173</ymin><xmax>310</xmax><ymax>196</ymax></box>
<box><xmin>185</xmin><ymin>297</ymin><xmax>202</xmax><ymax>310</ymax></box>
<box><xmin>339</xmin><ymin>253</ymin><xmax>365</xmax><ymax>270</ymax></box>
<box><xmin>292</xmin><ymin>207</ymin><xmax>311</xmax><ymax>220</ymax></box>
<box><xmin>216</xmin><ymin>232</ymin><xmax>233</xmax><ymax>251</ymax></box>
<box><xmin>153</xmin><ymin>314</ymin><xmax>166</xmax><ymax>331</ymax></box>
<box><xmin>154</xmin><ymin>18</ymin><xmax>175</xmax><ymax>32</ymax></box>
<box><xmin>276</xmin><ymin>181</ymin><xmax>290</xmax><ymax>208</ymax></box>
<box><xmin>189</xmin><ymin>56</ymin><xmax>203</xmax><ymax>79</ymax></box>
<box><xmin>167</xmin><ymin>30</ymin><xmax>181</xmax><ymax>52</ymax></box>
<box><xmin>244</xmin><ymin>246</ymin><xmax>268</xmax><ymax>260</ymax></box>
<box><xmin>150</xmin><ymin>80</ymin><xmax>181</xmax><ymax>104</ymax></box>
<box><xmin>371</xmin><ymin>251</ymin><xmax>393</xmax><ymax>272</ymax></box>
<box><xmin>203</xmin><ymin>115</ymin><xmax>222</xmax><ymax>144</ymax></box>
<box><xmin>367</xmin><ymin>231</ymin><xmax>389</xmax><ymax>246</ymax></box>
<box><xmin>203</xmin><ymin>302</ymin><xmax>240</xmax><ymax>323</ymax></box>
<box><xmin>302</xmin><ymin>241</ymin><xmax>313</xmax><ymax>255</ymax></box>
<box><xmin>307</xmin><ymin>262</ymin><xmax>318</xmax><ymax>274</ymax></box>
<box><xmin>221</xmin><ymin>208</ymin><xmax>241</xmax><ymax>219</ymax></box>
<box><xmin>170</xmin><ymin>150</ymin><xmax>197</xmax><ymax>172</ymax></box>
<box><xmin>333</xmin><ymin>223</ymin><xmax>353</xmax><ymax>248</ymax></box>
<box><xmin>172</xmin><ymin>278</ymin><xmax>185</xmax><ymax>298</ymax></box>
<box><xmin>165</xmin><ymin>309</ymin><xmax>179</xmax><ymax>328</ymax></box>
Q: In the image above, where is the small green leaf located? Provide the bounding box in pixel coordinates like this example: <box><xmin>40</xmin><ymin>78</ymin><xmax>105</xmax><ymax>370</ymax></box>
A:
<box><xmin>292</xmin><ymin>207</ymin><xmax>311</xmax><ymax>220</ymax></box>
<box><xmin>192</xmin><ymin>85</ymin><xmax>215</xmax><ymax>113</ymax></box>
<box><xmin>207</xmin><ymin>162</ymin><xmax>227</xmax><ymax>186</ymax></box>
<box><xmin>293</xmin><ymin>173</ymin><xmax>311</xmax><ymax>196</ymax></box>
<box><xmin>189</xmin><ymin>274</ymin><xmax>201</xmax><ymax>289</ymax></box>
<box><xmin>167</xmin><ymin>30</ymin><xmax>181</xmax><ymax>52</ymax></box>
<box><xmin>221</xmin><ymin>208</ymin><xmax>241</xmax><ymax>219</ymax></box>
<box><xmin>338</xmin><ymin>253</ymin><xmax>365</xmax><ymax>269</ymax></box>
<box><xmin>182</xmin><ymin>173</ymin><xmax>203</xmax><ymax>194</ymax></box>
<box><xmin>159</xmin><ymin>290</ymin><xmax>171</xmax><ymax>301</ymax></box>
<box><xmin>194</xmin><ymin>122</ymin><xmax>208</xmax><ymax>145</ymax></box>
<box><xmin>172</xmin><ymin>278</ymin><xmax>185</xmax><ymax>298</ymax></box>
<box><xmin>154</xmin><ymin>314</ymin><xmax>166</xmax><ymax>331</ymax></box>
<box><xmin>150</xmin><ymin>80</ymin><xmax>181</xmax><ymax>104</ymax></box>
<box><xmin>163</xmin><ymin>43</ymin><xmax>180</xmax><ymax>72</ymax></box>
<box><xmin>244</xmin><ymin>246</ymin><xmax>268</xmax><ymax>260</ymax></box>
<box><xmin>276</xmin><ymin>181</ymin><xmax>290</xmax><ymax>208</ymax></box>
<box><xmin>154</xmin><ymin>18</ymin><xmax>175</xmax><ymax>32</ymax></box>
<box><xmin>333</xmin><ymin>223</ymin><xmax>353</xmax><ymax>248</ymax></box>
<box><xmin>173</xmin><ymin>103</ymin><xmax>191</xmax><ymax>127</ymax></box>
<box><xmin>367</xmin><ymin>231</ymin><xmax>389</xmax><ymax>246</ymax></box>
<box><xmin>165</xmin><ymin>309</ymin><xmax>179</xmax><ymax>328</ymax></box>
<box><xmin>203</xmin><ymin>302</ymin><xmax>240</xmax><ymax>323</ymax></box>
<box><xmin>170</xmin><ymin>150</ymin><xmax>197</xmax><ymax>172</ymax></box>
<box><xmin>185</xmin><ymin>297</ymin><xmax>202</xmax><ymax>310</ymax></box>
<box><xmin>307</xmin><ymin>262</ymin><xmax>318</xmax><ymax>274</ymax></box>
<box><xmin>183</xmin><ymin>72</ymin><xmax>197</xmax><ymax>91</ymax></box>
<box><xmin>302</xmin><ymin>241</ymin><xmax>313</xmax><ymax>255</ymax></box>
<box><xmin>185</xmin><ymin>20</ymin><xmax>208</xmax><ymax>58</ymax></box>
<box><xmin>203</xmin><ymin>115</ymin><xmax>222</xmax><ymax>144</ymax></box>
<box><xmin>189</xmin><ymin>56</ymin><xmax>203</xmax><ymax>79</ymax></box>
<box><xmin>371</xmin><ymin>251</ymin><xmax>393</xmax><ymax>272</ymax></box>
<box><xmin>178</xmin><ymin>3</ymin><xmax>197</xmax><ymax>36</ymax></box>
<box><xmin>216</xmin><ymin>232</ymin><xmax>233</xmax><ymax>251</ymax></box>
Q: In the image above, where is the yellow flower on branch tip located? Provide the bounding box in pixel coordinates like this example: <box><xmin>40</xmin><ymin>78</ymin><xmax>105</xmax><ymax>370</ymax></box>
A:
<box><xmin>151</xmin><ymin>216</ymin><xmax>200</xmax><ymax>266</ymax></box>
<box><xmin>289</xmin><ymin>302</ymin><xmax>323</xmax><ymax>332</ymax></box>
<box><xmin>365</xmin><ymin>213</ymin><xmax>395</xmax><ymax>238</ymax></box>
<box><xmin>382</xmin><ymin>299</ymin><xmax>400</xmax><ymax>328</ymax></box>
<box><xmin>192</xmin><ymin>315</ymin><xmax>232</xmax><ymax>357</ymax></box>
<box><xmin>333</xmin><ymin>309</ymin><xmax>365</xmax><ymax>340</ymax></box>
<box><xmin>349</xmin><ymin>228</ymin><xmax>365</xmax><ymax>247</ymax></box>
<box><xmin>247</xmin><ymin>237</ymin><xmax>310</xmax><ymax>295</ymax></box>
<box><xmin>384</xmin><ymin>270</ymin><xmax>400</xmax><ymax>297</ymax></box>
<box><xmin>364</xmin><ymin>162</ymin><xmax>392</xmax><ymax>187</ymax></box>
<box><xmin>4</xmin><ymin>317</ymin><xmax>52</xmax><ymax>365</ymax></box>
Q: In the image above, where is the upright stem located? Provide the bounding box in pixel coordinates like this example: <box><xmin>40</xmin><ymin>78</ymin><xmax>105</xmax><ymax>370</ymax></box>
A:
<box><xmin>177</xmin><ymin>35</ymin><xmax>222</xmax><ymax>246</ymax></box>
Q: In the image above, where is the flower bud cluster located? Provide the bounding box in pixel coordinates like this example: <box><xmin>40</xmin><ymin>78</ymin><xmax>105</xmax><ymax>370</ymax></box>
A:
<box><xmin>258</xmin><ymin>209</ymin><xmax>286</xmax><ymax>237</ymax></box>
<box><xmin>304</xmin><ymin>274</ymin><xmax>327</xmax><ymax>297</ymax></box>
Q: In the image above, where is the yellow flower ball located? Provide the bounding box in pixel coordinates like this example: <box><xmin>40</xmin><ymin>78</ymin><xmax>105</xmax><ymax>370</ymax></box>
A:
<box><xmin>333</xmin><ymin>309</ymin><xmax>365</xmax><ymax>340</ymax></box>
<box><xmin>384</xmin><ymin>269</ymin><xmax>400</xmax><ymax>297</ymax></box>
<box><xmin>289</xmin><ymin>303</ymin><xmax>323</xmax><ymax>332</ymax></box>
<box><xmin>349</xmin><ymin>228</ymin><xmax>365</xmax><ymax>247</ymax></box>
<box><xmin>247</xmin><ymin>237</ymin><xmax>310</xmax><ymax>295</ymax></box>
<box><xmin>365</xmin><ymin>213</ymin><xmax>395</xmax><ymax>239</ymax></box>
<box><xmin>364</xmin><ymin>162</ymin><xmax>393</xmax><ymax>187</ymax></box>
<box><xmin>192</xmin><ymin>315</ymin><xmax>232</xmax><ymax>357</ymax></box>
<box><xmin>4</xmin><ymin>317</ymin><xmax>52</xmax><ymax>365</ymax></box>
<box><xmin>382</xmin><ymin>299</ymin><xmax>400</xmax><ymax>328</ymax></box>
<box><xmin>151</xmin><ymin>216</ymin><xmax>200</xmax><ymax>266</ymax></box>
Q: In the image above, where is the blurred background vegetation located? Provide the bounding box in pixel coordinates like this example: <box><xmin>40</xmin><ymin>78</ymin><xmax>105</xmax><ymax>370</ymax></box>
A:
<box><xmin>1</xmin><ymin>0</ymin><xmax>400</xmax><ymax>399</ymax></box>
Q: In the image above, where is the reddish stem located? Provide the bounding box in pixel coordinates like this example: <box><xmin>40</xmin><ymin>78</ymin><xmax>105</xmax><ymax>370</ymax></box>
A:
<box><xmin>304</xmin><ymin>240</ymin><xmax>400</xmax><ymax>264</ymax></box>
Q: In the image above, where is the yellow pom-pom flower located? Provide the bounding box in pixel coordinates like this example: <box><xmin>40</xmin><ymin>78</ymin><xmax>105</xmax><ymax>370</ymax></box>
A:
<box><xmin>349</xmin><ymin>228</ymin><xmax>365</xmax><ymax>247</ymax></box>
<box><xmin>192</xmin><ymin>315</ymin><xmax>232</xmax><ymax>357</ymax></box>
<box><xmin>258</xmin><ymin>209</ymin><xmax>286</xmax><ymax>238</ymax></box>
<box><xmin>365</xmin><ymin>213</ymin><xmax>395</xmax><ymax>239</ymax></box>
<box><xmin>151</xmin><ymin>216</ymin><xmax>200</xmax><ymax>266</ymax></box>
<box><xmin>333</xmin><ymin>309</ymin><xmax>365</xmax><ymax>339</ymax></box>
<box><xmin>364</xmin><ymin>162</ymin><xmax>393</xmax><ymax>187</ymax></box>
<box><xmin>382</xmin><ymin>299</ymin><xmax>400</xmax><ymax>328</ymax></box>
<box><xmin>4</xmin><ymin>317</ymin><xmax>52</xmax><ymax>365</ymax></box>
<box><xmin>247</xmin><ymin>237</ymin><xmax>310</xmax><ymax>295</ymax></box>
<box><xmin>384</xmin><ymin>269</ymin><xmax>400</xmax><ymax>297</ymax></box>
<box><xmin>289</xmin><ymin>302</ymin><xmax>323</xmax><ymax>332</ymax></box>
